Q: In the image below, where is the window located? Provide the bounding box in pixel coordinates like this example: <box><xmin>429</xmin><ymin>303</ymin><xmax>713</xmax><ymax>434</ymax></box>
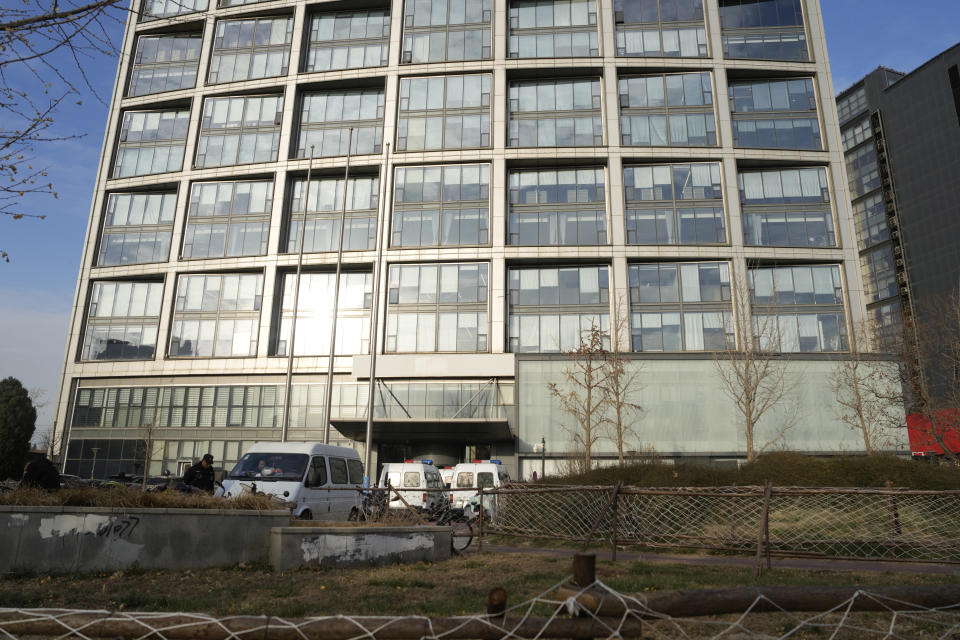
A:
<box><xmin>853</xmin><ymin>192</ymin><xmax>889</xmax><ymax>249</ymax></box>
<box><xmin>836</xmin><ymin>86</ymin><xmax>867</xmax><ymax>125</ymax></box>
<box><xmin>393</xmin><ymin>164</ymin><xmax>489</xmax><ymax>247</ymax></box>
<box><xmin>397</xmin><ymin>74</ymin><xmax>491</xmax><ymax>150</ymax></box>
<box><xmin>861</xmin><ymin>246</ymin><xmax>898</xmax><ymax>303</ymax></box>
<box><xmin>718</xmin><ymin>0</ymin><xmax>808</xmax><ymax>61</ymax></box>
<box><xmin>183</xmin><ymin>180</ymin><xmax>272</xmax><ymax>259</ymax></box>
<box><xmin>728</xmin><ymin>78</ymin><xmax>821</xmax><ymax>149</ymax></box>
<box><xmin>97</xmin><ymin>193</ymin><xmax>175</xmax><ymax>266</ymax></box>
<box><xmin>508</xmin><ymin>167</ymin><xmax>606</xmax><ymax>246</ymax></box>
<box><xmin>749</xmin><ymin>265</ymin><xmax>847</xmax><ymax>352</ymax></box>
<box><xmin>141</xmin><ymin>0</ymin><xmax>207</xmax><ymax>21</ymax></box>
<box><xmin>306</xmin><ymin>10</ymin><xmax>390</xmax><ymax>71</ymax></box>
<box><xmin>619</xmin><ymin>73</ymin><xmax>716</xmax><ymax>146</ymax></box>
<box><xmin>402</xmin><ymin>0</ymin><xmax>491</xmax><ymax>63</ymax></box>
<box><xmin>508</xmin><ymin>0</ymin><xmax>598</xmax><ymax>58</ymax></box>
<box><xmin>348</xmin><ymin>459</ymin><xmax>363</xmax><ymax>484</ymax></box>
<box><xmin>170</xmin><ymin>273</ymin><xmax>263</xmax><ymax>357</ymax></box>
<box><xmin>128</xmin><ymin>35</ymin><xmax>201</xmax><ymax>97</ymax></box>
<box><xmin>329</xmin><ymin>458</ymin><xmax>348</xmax><ymax>483</ymax></box>
<box><xmin>306</xmin><ymin>457</ymin><xmax>327</xmax><ymax>487</ymax></box>
<box><xmin>196</xmin><ymin>95</ymin><xmax>283</xmax><ymax>168</ymax></box>
<box><xmin>614</xmin><ymin>0</ymin><xmax>706</xmax><ymax>57</ymax></box>
<box><xmin>81</xmin><ymin>281</ymin><xmax>164</xmax><ymax>361</ymax></box>
<box><xmin>624</xmin><ymin>163</ymin><xmax>725</xmax><ymax>245</ymax></box>
<box><xmin>275</xmin><ymin>271</ymin><xmax>372</xmax><ymax>356</ymax></box>
<box><xmin>508</xmin><ymin>265</ymin><xmax>610</xmax><ymax>353</ymax></box>
<box><xmin>403</xmin><ymin>471</ymin><xmax>421</xmax><ymax>487</ymax></box>
<box><xmin>297</xmin><ymin>89</ymin><xmax>384</xmax><ymax>158</ymax></box>
<box><xmin>871</xmin><ymin>299</ymin><xmax>902</xmax><ymax>348</ymax></box>
<box><xmin>738</xmin><ymin>167</ymin><xmax>835</xmax><ymax>248</ymax></box>
<box><xmin>208</xmin><ymin>17</ymin><xmax>292</xmax><ymax>84</ymax></box>
<box><xmin>113</xmin><ymin>110</ymin><xmax>189</xmax><ymax>178</ymax></box>
<box><xmin>386</xmin><ymin>263</ymin><xmax>488</xmax><ymax>353</ymax></box>
<box><xmin>846</xmin><ymin>143</ymin><xmax>880</xmax><ymax>199</ymax></box>
<box><xmin>508</xmin><ymin>78</ymin><xmax>603</xmax><ymax>147</ymax></box>
<box><xmin>841</xmin><ymin>117</ymin><xmax>872</xmax><ymax>151</ymax></box>
<box><xmin>286</xmin><ymin>176</ymin><xmax>379</xmax><ymax>253</ymax></box>
<box><xmin>629</xmin><ymin>262</ymin><xmax>732</xmax><ymax>351</ymax></box>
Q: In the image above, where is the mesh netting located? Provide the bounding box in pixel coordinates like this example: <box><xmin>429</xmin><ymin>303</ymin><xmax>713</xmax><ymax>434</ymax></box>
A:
<box><xmin>488</xmin><ymin>485</ymin><xmax>960</xmax><ymax>563</ymax></box>
<box><xmin>2</xmin><ymin>579</ymin><xmax>960</xmax><ymax>639</ymax></box>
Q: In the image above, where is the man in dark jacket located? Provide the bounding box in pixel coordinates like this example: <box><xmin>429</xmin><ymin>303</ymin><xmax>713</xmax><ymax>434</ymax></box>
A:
<box><xmin>182</xmin><ymin>453</ymin><xmax>215</xmax><ymax>492</ymax></box>
<box><xmin>22</xmin><ymin>456</ymin><xmax>60</xmax><ymax>490</ymax></box>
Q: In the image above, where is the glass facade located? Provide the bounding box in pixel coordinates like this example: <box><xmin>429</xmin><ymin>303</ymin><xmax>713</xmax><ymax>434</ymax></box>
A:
<box><xmin>624</xmin><ymin>163</ymin><xmax>725</xmax><ymax>245</ymax></box>
<box><xmin>629</xmin><ymin>262</ymin><xmax>732</xmax><ymax>351</ymax></box>
<box><xmin>718</xmin><ymin>0</ymin><xmax>808</xmax><ymax>61</ymax></box>
<box><xmin>845</xmin><ymin>143</ymin><xmax>880</xmax><ymax>199</ymax></box>
<box><xmin>393</xmin><ymin>164</ymin><xmax>490</xmax><ymax>247</ymax></box>
<box><xmin>397</xmin><ymin>74</ymin><xmax>491</xmax><ymax>150</ymax></box>
<box><xmin>749</xmin><ymin>265</ymin><xmax>847</xmax><ymax>352</ymax></box>
<box><xmin>183</xmin><ymin>180</ymin><xmax>273</xmax><ymax>259</ymax></box>
<box><xmin>613</xmin><ymin>0</ymin><xmax>707</xmax><ymax>57</ymax></box>
<box><xmin>729</xmin><ymin>78</ymin><xmax>821</xmax><ymax>149</ymax></box>
<box><xmin>508</xmin><ymin>78</ymin><xmax>603</xmax><ymax>147</ymax></box>
<box><xmin>297</xmin><ymin>89</ymin><xmax>385</xmax><ymax>158</ymax></box>
<box><xmin>508</xmin><ymin>266</ymin><xmax>610</xmax><ymax>352</ymax></box>
<box><xmin>508</xmin><ymin>0</ymin><xmax>599</xmax><ymax>58</ymax></box>
<box><xmin>275</xmin><ymin>272</ymin><xmax>372</xmax><ymax>356</ymax></box>
<box><xmin>306</xmin><ymin>10</ymin><xmax>390</xmax><ymax>72</ymax></box>
<box><xmin>836</xmin><ymin>86</ymin><xmax>867</xmax><ymax>125</ymax></box>
<box><xmin>128</xmin><ymin>35</ymin><xmax>201</xmax><ymax>97</ymax></box>
<box><xmin>508</xmin><ymin>168</ymin><xmax>606</xmax><ymax>246</ymax></box>
<box><xmin>738</xmin><ymin>167</ymin><xmax>835</xmax><ymax>247</ymax></box>
<box><xmin>402</xmin><ymin>0</ymin><xmax>492</xmax><ymax>63</ymax></box>
<box><xmin>208</xmin><ymin>17</ymin><xmax>293</xmax><ymax>84</ymax></box>
<box><xmin>285</xmin><ymin>176</ymin><xmax>379</xmax><ymax>253</ymax></box>
<box><xmin>861</xmin><ymin>245</ymin><xmax>898</xmax><ymax>303</ymax></box>
<box><xmin>97</xmin><ymin>193</ymin><xmax>175</xmax><ymax>266</ymax></box>
<box><xmin>170</xmin><ymin>273</ymin><xmax>264</xmax><ymax>358</ymax></box>
<box><xmin>113</xmin><ymin>110</ymin><xmax>189</xmax><ymax>178</ymax></box>
<box><xmin>141</xmin><ymin>0</ymin><xmax>207</xmax><ymax>21</ymax></box>
<box><xmin>81</xmin><ymin>281</ymin><xmax>164</xmax><ymax>361</ymax></box>
<box><xmin>619</xmin><ymin>73</ymin><xmax>716</xmax><ymax>146</ymax></box>
<box><xmin>852</xmin><ymin>192</ymin><xmax>889</xmax><ymax>249</ymax></box>
<box><xmin>196</xmin><ymin>95</ymin><xmax>283</xmax><ymax>168</ymax></box>
<box><xmin>386</xmin><ymin>263</ymin><xmax>489</xmax><ymax>353</ymax></box>
<box><xmin>841</xmin><ymin>117</ymin><xmax>872</xmax><ymax>151</ymax></box>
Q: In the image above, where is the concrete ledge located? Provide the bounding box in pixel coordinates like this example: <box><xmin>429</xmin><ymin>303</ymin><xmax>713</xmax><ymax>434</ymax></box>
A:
<box><xmin>0</xmin><ymin>507</ymin><xmax>291</xmax><ymax>573</ymax></box>
<box><xmin>269</xmin><ymin>525</ymin><xmax>451</xmax><ymax>570</ymax></box>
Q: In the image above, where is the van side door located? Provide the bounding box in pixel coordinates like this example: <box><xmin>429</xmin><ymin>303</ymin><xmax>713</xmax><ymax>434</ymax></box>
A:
<box><xmin>303</xmin><ymin>456</ymin><xmax>328</xmax><ymax>519</ymax></box>
<box><xmin>328</xmin><ymin>457</ymin><xmax>350</xmax><ymax>519</ymax></box>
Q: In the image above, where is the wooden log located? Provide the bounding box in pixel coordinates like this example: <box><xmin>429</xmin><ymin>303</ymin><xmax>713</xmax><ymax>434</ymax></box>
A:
<box><xmin>573</xmin><ymin>553</ymin><xmax>596</xmax><ymax>586</ymax></box>
<box><xmin>554</xmin><ymin>583</ymin><xmax>960</xmax><ymax>618</ymax></box>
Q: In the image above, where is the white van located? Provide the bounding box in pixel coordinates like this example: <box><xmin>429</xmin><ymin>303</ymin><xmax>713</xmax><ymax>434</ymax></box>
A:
<box><xmin>450</xmin><ymin>460</ymin><xmax>511</xmax><ymax>511</ymax></box>
<box><xmin>378</xmin><ymin>460</ymin><xmax>446</xmax><ymax>512</ymax></box>
<box><xmin>222</xmin><ymin>442</ymin><xmax>363</xmax><ymax>520</ymax></box>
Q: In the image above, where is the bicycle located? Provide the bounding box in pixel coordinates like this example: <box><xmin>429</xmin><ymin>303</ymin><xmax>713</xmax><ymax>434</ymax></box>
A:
<box><xmin>427</xmin><ymin>500</ymin><xmax>475</xmax><ymax>554</ymax></box>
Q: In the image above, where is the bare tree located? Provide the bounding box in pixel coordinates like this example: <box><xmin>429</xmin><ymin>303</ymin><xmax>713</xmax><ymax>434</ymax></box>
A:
<box><xmin>547</xmin><ymin>322</ymin><xmax>608</xmax><ymax>470</ymax></box>
<box><xmin>713</xmin><ymin>282</ymin><xmax>799</xmax><ymax>462</ymax></box>
<box><xmin>138</xmin><ymin>421</ymin><xmax>158</xmax><ymax>490</ymax></box>
<box><xmin>829</xmin><ymin>320</ymin><xmax>903</xmax><ymax>454</ymax></box>
<box><xmin>1</xmin><ymin>0</ymin><xmax>126</xmax><ymax>259</ymax></box>
<box><xmin>601</xmin><ymin>300</ymin><xmax>644</xmax><ymax>466</ymax></box>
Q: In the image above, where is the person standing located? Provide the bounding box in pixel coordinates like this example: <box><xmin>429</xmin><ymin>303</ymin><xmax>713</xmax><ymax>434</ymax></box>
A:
<box><xmin>182</xmin><ymin>453</ymin><xmax>215</xmax><ymax>492</ymax></box>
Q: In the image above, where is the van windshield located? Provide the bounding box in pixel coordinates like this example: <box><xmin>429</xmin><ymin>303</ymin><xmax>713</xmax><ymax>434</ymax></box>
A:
<box><xmin>228</xmin><ymin>453</ymin><xmax>309</xmax><ymax>481</ymax></box>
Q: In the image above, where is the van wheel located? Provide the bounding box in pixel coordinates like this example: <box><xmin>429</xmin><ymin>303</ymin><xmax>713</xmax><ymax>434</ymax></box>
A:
<box><xmin>298</xmin><ymin>510</ymin><xmax>313</xmax><ymax>521</ymax></box>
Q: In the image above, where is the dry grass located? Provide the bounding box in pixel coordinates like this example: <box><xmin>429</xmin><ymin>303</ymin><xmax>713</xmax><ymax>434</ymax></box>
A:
<box><xmin>0</xmin><ymin>487</ymin><xmax>283</xmax><ymax>511</ymax></box>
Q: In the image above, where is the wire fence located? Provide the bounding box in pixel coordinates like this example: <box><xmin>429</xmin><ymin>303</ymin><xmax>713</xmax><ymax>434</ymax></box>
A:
<box><xmin>3</xmin><ymin>577</ymin><xmax>960</xmax><ymax>639</ymax></box>
<box><xmin>486</xmin><ymin>484</ymin><xmax>960</xmax><ymax>565</ymax></box>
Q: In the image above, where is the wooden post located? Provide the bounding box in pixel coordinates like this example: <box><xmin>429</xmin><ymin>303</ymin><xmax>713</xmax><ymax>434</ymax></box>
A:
<box><xmin>754</xmin><ymin>480</ymin><xmax>773</xmax><ymax>577</ymax></box>
<box><xmin>486</xmin><ymin>587</ymin><xmax>507</xmax><ymax>618</ymax></box>
<box><xmin>573</xmin><ymin>553</ymin><xmax>596</xmax><ymax>587</ymax></box>
<box><xmin>610</xmin><ymin>484</ymin><xmax>619</xmax><ymax>561</ymax></box>
<box><xmin>886</xmin><ymin>480</ymin><xmax>902</xmax><ymax>556</ymax></box>
<box><xmin>580</xmin><ymin>481</ymin><xmax>622</xmax><ymax>552</ymax></box>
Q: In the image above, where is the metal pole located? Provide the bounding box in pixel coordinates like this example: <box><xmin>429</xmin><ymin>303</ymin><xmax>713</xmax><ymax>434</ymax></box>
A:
<box><xmin>541</xmin><ymin>437</ymin><xmax>546</xmax><ymax>479</ymax></box>
<box><xmin>364</xmin><ymin>142</ymin><xmax>390</xmax><ymax>478</ymax></box>
<box><xmin>281</xmin><ymin>146</ymin><xmax>315</xmax><ymax>442</ymax></box>
<box><xmin>323</xmin><ymin>128</ymin><xmax>353</xmax><ymax>444</ymax></box>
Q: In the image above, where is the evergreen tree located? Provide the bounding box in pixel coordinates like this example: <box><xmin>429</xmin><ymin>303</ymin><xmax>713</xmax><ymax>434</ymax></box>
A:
<box><xmin>0</xmin><ymin>377</ymin><xmax>37</xmax><ymax>480</ymax></box>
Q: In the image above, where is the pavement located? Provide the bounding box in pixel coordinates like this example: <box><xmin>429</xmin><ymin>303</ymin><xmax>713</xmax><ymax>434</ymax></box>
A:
<box><xmin>476</xmin><ymin>543</ymin><xmax>960</xmax><ymax>575</ymax></box>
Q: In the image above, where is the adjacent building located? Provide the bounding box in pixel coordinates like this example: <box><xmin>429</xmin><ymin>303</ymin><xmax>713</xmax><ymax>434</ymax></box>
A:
<box><xmin>52</xmin><ymin>0</ymin><xmax>881</xmax><ymax>480</ymax></box>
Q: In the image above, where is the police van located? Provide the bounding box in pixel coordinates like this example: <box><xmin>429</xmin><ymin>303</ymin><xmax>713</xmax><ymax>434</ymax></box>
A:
<box><xmin>221</xmin><ymin>442</ymin><xmax>363</xmax><ymax>520</ymax></box>
<box><xmin>378</xmin><ymin>460</ymin><xmax>446</xmax><ymax>512</ymax></box>
<box><xmin>450</xmin><ymin>460</ymin><xmax>511</xmax><ymax>513</ymax></box>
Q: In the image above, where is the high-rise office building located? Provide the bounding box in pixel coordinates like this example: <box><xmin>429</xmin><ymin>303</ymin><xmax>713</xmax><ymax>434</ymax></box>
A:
<box><xmin>838</xmin><ymin>44</ymin><xmax>960</xmax><ymax>355</ymax></box>
<box><xmin>52</xmin><ymin>0</ymin><xmax>878</xmax><ymax>480</ymax></box>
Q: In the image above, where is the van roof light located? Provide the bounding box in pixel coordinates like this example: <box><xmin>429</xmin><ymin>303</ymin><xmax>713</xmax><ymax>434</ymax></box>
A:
<box><xmin>421</xmin><ymin>459</ymin><xmax>433</xmax><ymax>465</ymax></box>
<box><xmin>403</xmin><ymin>459</ymin><xmax>414</xmax><ymax>463</ymax></box>
<box><xmin>490</xmin><ymin>459</ymin><xmax>501</xmax><ymax>464</ymax></box>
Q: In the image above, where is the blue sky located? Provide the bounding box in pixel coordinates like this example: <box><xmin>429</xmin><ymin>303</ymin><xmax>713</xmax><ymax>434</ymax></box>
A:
<box><xmin>2</xmin><ymin>1</ymin><xmax>959</xmax><ymax>441</ymax></box>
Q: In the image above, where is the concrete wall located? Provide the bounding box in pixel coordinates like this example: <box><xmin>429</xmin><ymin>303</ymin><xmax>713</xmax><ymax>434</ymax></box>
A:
<box><xmin>269</xmin><ymin>526</ymin><xmax>451</xmax><ymax>570</ymax></box>
<box><xmin>0</xmin><ymin>507</ymin><xmax>290</xmax><ymax>573</ymax></box>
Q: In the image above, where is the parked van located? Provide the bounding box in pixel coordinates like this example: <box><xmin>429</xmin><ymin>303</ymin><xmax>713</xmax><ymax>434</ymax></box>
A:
<box><xmin>450</xmin><ymin>460</ymin><xmax>511</xmax><ymax>511</ymax></box>
<box><xmin>378</xmin><ymin>460</ymin><xmax>446</xmax><ymax>512</ymax></box>
<box><xmin>222</xmin><ymin>442</ymin><xmax>363</xmax><ymax>520</ymax></box>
